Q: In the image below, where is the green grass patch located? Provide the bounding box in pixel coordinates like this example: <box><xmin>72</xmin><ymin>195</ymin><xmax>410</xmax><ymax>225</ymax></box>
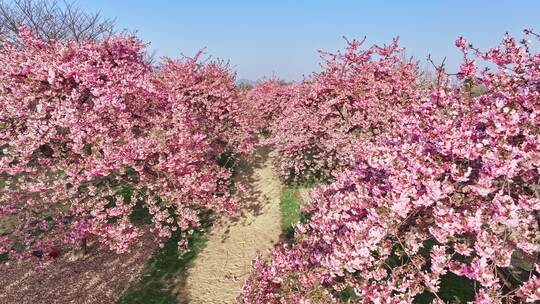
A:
<box><xmin>116</xmin><ymin>219</ymin><xmax>211</xmax><ymax>304</ymax></box>
<box><xmin>280</xmin><ymin>182</ymin><xmax>315</xmax><ymax>238</ymax></box>
<box><xmin>280</xmin><ymin>186</ymin><xmax>302</xmax><ymax>238</ymax></box>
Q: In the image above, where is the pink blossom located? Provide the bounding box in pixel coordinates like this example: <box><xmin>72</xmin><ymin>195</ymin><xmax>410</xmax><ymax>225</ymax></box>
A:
<box><xmin>0</xmin><ymin>27</ymin><xmax>253</xmax><ymax>262</ymax></box>
<box><xmin>241</xmin><ymin>31</ymin><xmax>540</xmax><ymax>303</ymax></box>
<box><xmin>520</xmin><ymin>276</ymin><xmax>540</xmax><ymax>303</ymax></box>
<box><xmin>455</xmin><ymin>36</ymin><xmax>468</xmax><ymax>48</ymax></box>
<box><xmin>459</xmin><ymin>59</ymin><xmax>477</xmax><ymax>79</ymax></box>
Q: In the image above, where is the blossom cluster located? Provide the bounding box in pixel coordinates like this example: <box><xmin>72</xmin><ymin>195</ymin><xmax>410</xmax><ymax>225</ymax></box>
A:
<box><xmin>156</xmin><ymin>53</ymin><xmax>256</xmax><ymax>155</ymax></box>
<box><xmin>0</xmin><ymin>28</ymin><xmax>252</xmax><ymax>260</ymax></box>
<box><xmin>249</xmin><ymin>38</ymin><xmax>421</xmax><ymax>182</ymax></box>
<box><xmin>240</xmin><ymin>32</ymin><xmax>540</xmax><ymax>303</ymax></box>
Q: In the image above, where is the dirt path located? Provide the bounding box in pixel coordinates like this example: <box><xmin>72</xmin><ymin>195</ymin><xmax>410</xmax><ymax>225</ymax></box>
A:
<box><xmin>179</xmin><ymin>149</ymin><xmax>282</xmax><ymax>304</ymax></box>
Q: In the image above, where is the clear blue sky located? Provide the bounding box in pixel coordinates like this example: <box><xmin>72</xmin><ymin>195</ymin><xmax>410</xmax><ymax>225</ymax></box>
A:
<box><xmin>80</xmin><ymin>1</ymin><xmax>540</xmax><ymax>81</ymax></box>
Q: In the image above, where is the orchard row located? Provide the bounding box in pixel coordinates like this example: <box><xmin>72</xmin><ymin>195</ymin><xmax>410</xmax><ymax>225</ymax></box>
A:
<box><xmin>240</xmin><ymin>33</ymin><xmax>540</xmax><ymax>303</ymax></box>
<box><xmin>1</xmin><ymin>27</ymin><xmax>539</xmax><ymax>303</ymax></box>
<box><xmin>0</xmin><ymin>28</ymin><xmax>255</xmax><ymax>260</ymax></box>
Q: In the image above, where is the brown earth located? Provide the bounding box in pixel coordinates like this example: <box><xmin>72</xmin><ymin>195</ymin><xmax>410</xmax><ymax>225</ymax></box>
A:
<box><xmin>179</xmin><ymin>149</ymin><xmax>283</xmax><ymax>304</ymax></box>
<box><xmin>298</xmin><ymin>187</ymin><xmax>313</xmax><ymax>205</ymax></box>
<box><xmin>0</xmin><ymin>228</ymin><xmax>157</xmax><ymax>304</ymax></box>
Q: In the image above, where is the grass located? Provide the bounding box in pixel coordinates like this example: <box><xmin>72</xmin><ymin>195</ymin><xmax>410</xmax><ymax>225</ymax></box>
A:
<box><xmin>116</xmin><ymin>213</ymin><xmax>212</xmax><ymax>304</ymax></box>
<box><xmin>280</xmin><ymin>186</ymin><xmax>302</xmax><ymax>238</ymax></box>
<box><xmin>280</xmin><ymin>181</ymin><xmax>315</xmax><ymax>239</ymax></box>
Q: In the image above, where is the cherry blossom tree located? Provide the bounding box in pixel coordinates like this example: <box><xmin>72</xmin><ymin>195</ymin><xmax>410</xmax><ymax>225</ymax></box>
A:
<box><xmin>255</xmin><ymin>38</ymin><xmax>421</xmax><ymax>182</ymax></box>
<box><xmin>0</xmin><ymin>28</ymin><xmax>246</xmax><ymax>262</ymax></box>
<box><xmin>240</xmin><ymin>31</ymin><xmax>540</xmax><ymax>303</ymax></box>
<box><xmin>155</xmin><ymin>54</ymin><xmax>256</xmax><ymax>156</ymax></box>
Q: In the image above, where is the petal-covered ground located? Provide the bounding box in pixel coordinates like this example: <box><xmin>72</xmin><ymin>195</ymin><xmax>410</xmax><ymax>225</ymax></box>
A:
<box><xmin>0</xmin><ymin>229</ymin><xmax>157</xmax><ymax>304</ymax></box>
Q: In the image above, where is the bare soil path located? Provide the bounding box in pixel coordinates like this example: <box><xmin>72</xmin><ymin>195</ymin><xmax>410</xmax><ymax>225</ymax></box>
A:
<box><xmin>179</xmin><ymin>149</ymin><xmax>283</xmax><ymax>304</ymax></box>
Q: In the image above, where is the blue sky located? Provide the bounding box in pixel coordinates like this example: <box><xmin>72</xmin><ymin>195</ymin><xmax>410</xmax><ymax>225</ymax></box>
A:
<box><xmin>80</xmin><ymin>1</ymin><xmax>540</xmax><ymax>81</ymax></box>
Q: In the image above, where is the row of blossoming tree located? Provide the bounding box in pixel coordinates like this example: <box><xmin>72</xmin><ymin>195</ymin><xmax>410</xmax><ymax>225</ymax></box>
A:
<box><xmin>0</xmin><ymin>28</ymin><xmax>254</xmax><ymax>261</ymax></box>
<box><xmin>240</xmin><ymin>31</ymin><xmax>540</xmax><ymax>303</ymax></box>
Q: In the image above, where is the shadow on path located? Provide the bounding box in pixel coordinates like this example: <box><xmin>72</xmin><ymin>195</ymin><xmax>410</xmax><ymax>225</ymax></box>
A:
<box><xmin>178</xmin><ymin>146</ymin><xmax>283</xmax><ymax>304</ymax></box>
